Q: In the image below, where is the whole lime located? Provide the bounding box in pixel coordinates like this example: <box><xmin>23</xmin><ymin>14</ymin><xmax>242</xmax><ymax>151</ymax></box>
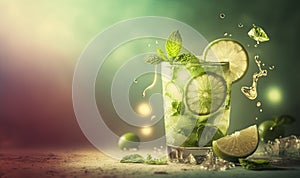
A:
<box><xmin>118</xmin><ymin>132</ymin><xmax>140</xmax><ymax>150</ymax></box>
<box><xmin>258</xmin><ymin>120</ymin><xmax>284</xmax><ymax>143</ymax></box>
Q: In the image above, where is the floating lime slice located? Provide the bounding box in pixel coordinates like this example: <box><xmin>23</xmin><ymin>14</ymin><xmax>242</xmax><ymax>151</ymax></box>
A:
<box><xmin>185</xmin><ymin>72</ymin><xmax>226</xmax><ymax>115</ymax></box>
<box><xmin>203</xmin><ymin>38</ymin><xmax>249</xmax><ymax>83</ymax></box>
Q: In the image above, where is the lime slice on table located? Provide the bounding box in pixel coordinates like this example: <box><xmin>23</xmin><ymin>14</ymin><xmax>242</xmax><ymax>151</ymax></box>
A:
<box><xmin>212</xmin><ymin>125</ymin><xmax>259</xmax><ymax>162</ymax></box>
<box><xmin>185</xmin><ymin>72</ymin><xmax>227</xmax><ymax>115</ymax></box>
<box><xmin>203</xmin><ymin>38</ymin><xmax>249</xmax><ymax>83</ymax></box>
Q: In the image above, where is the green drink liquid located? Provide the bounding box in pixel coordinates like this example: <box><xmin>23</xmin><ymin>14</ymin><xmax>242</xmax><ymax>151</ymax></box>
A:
<box><xmin>161</xmin><ymin>61</ymin><xmax>231</xmax><ymax>163</ymax></box>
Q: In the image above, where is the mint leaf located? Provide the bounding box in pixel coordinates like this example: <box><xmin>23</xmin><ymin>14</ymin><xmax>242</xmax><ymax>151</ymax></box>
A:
<box><xmin>166</xmin><ymin>30</ymin><xmax>182</xmax><ymax>58</ymax></box>
<box><xmin>144</xmin><ymin>55</ymin><xmax>163</xmax><ymax>64</ymax></box>
<box><xmin>157</xmin><ymin>48</ymin><xmax>168</xmax><ymax>61</ymax></box>
<box><xmin>120</xmin><ymin>154</ymin><xmax>145</xmax><ymax>163</ymax></box>
<box><xmin>175</xmin><ymin>53</ymin><xmax>199</xmax><ymax>64</ymax></box>
<box><xmin>239</xmin><ymin>158</ymin><xmax>271</xmax><ymax>170</ymax></box>
<box><xmin>145</xmin><ymin>154</ymin><xmax>167</xmax><ymax>165</ymax></box>
<box><xmin>171</xmin><ymin>101</ymin><xmax>184</xmax><ymax>116</ymax></box>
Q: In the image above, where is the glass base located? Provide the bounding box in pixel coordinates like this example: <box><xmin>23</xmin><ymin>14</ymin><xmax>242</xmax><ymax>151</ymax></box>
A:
<box><xmin>167</xmin><ymin>145</ymin><xmax>212</xmax><ymax>164</ymax></box>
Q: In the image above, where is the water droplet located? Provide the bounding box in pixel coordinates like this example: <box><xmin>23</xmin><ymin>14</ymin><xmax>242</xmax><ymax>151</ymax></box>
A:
<box><xmin>259</xmin><ymin>109</ymin><xmax>263</xmax><ymax>112</ymax></box>
<box><xmin>270</xmin><ymin>127</ymin><xmax>273</xmax><ymax>131</ymax></box>
<box><xmin>224</xmin><ymin>32</ymin><xmax>228</xmax><ymax>36</ymax></box>
<box><xmin>254</xmin><ymin>44</ymin><xmax>258</xmax><ymax>48</ymax></box>
<box><xmin>229</xmin><ymin>34</ymin><xmax>232</xmax><ymax>37</ymax></box>
<box><xmin>254</xmin><ymin>55</ymin><xmax>259</xmax><ymax>60</ymax></box>
<box><xmin>256</xmin><ymin>101</ymin><xmax>261</xmax><ymax>107</ymax></box>
<box><xmin>150</xmin><ymin>115</ymin><xmax>156</xmax><ymax>120</ymax></box>
<box><xmin>219</xmin><ymin>13</ymin><xmax>226</xmax><ymax>19</ymax></box>
<box><xmin>247</xmin><ymin>44</ymin><xmax>250</xmax><ymax>47</ymax></box>
<box><xmin>262</xmin><ymin>63</ymin><xmax>265</xmax><ymax>66</ymax></box>
<box><xmin>155</xmin><ymin>40</ymin><xmax>158</xmax><ymax>44</ymax></box>
<box><xmin>147</xmin><ymin>44</ymin><xmax>151</xmax><ymax>47</ymax></box>
<box><xmin>133</xmin><ymin>79</ymin><xmax>138</xmax><ymax>83</ymax></box>
<box><xmin>255</xmin><ymin>117</ymin><xmax>259</xmax><ymax>120</ymax></box>
<box><xmin>238</xmin><ymin>23</ymin><xmax>244</xmax><ymax>28</ymax></box>
<box><xmin>269</xmin><ymin>65</ymin><xmax>275</xmax><ymax>70</ymax></box>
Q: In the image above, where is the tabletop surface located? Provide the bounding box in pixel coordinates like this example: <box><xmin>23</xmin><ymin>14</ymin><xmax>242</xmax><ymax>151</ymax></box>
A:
<box><xmin>1</xmin><ymin>148</ymin><xmax>300</xmax><ymax>178</ymax></box>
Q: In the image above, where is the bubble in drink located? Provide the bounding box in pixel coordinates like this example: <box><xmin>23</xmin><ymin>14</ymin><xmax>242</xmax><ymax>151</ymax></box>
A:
<box><xmin>219</xmin><ymin>13</ymin><xmax>226</xmax><ymax>19</ymax></box>
<box><xmin>155</xmin><ymin>40</ymin><xmax>159</xmax><ymax>44</ymax></box>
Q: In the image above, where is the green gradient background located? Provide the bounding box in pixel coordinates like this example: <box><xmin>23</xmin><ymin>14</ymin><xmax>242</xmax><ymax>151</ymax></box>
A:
<box><xmin>0</xmin><ymin>0</ymin><xmax>299</xmax><ymax>148</ymax></box>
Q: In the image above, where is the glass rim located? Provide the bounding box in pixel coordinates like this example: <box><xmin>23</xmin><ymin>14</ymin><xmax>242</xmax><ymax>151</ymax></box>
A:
<box><xmin>162</xmin><ymin>61</ymin><xmax>229</xmax><ymax>67</ymax></box>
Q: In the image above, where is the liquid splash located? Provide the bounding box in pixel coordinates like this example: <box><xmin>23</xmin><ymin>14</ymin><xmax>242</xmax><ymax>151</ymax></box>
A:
<box><xmin>241</xmin><ymin>55</ymin><xmax>267</xmax><ymax>100</ymax></box>
<box><xmin>142</xmin><ymin>65</ymin><xmax>158</xmax><ymax>97</ymax></box>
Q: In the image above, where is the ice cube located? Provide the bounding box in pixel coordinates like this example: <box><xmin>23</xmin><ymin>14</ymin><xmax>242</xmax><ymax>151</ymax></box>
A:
<box><xmin>263</xmin><ymin>135</ymin><xmax>300</xmax><ymax>158</ymax></box>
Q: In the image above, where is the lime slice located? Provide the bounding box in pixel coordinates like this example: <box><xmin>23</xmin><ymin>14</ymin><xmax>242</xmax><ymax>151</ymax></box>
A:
<box><xmin>203</xmin><ymin>38</ymin><xmax>249</xmax><ymax>83</ymax></box>
<box><xmin>212</xmin><ymin>125</ymin><xmax>259</xmax><ymax>162</ymax></box>
<box><xmin>185</xmin><ymin>72</ymin><xmax>226</xmax><ymax>115</ymax></box>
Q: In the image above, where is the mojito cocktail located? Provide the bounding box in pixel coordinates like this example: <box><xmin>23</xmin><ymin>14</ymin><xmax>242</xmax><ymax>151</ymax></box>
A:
<box><xmin>162</xmin><ymin>61</ymin><xmax>231</xmax><ymax>163</ymax></box>
<box><xmin>144</xmin><ymin>30</ymin><xmax>249</xmax><ymax>163</ymax></box>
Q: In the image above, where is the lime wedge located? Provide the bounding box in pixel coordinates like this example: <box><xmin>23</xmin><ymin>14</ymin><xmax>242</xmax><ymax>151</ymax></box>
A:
<box><xmin>203</xmin><ymin>38</ymin><xmax>249</xmax><ymax>83</ymax></box>
<box><xmin>185</xmin><ymin>72</ymin><xmax>226</xmax><ymax>115</ymax></box>
<box><xmin>212</xmin><ymin>125</ymin><xmax>259</xmax><ymax>162</ymax></box>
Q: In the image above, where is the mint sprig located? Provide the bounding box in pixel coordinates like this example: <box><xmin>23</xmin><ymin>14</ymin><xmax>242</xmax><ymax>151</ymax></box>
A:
<box><xmin>144</xmin><ymin>55</ymin><xmax>163</xmax><ymax>64</ymax></box>
<box><xmin>144</xmin><ymin>30</ymin><xmax>200</xmax><ymax>65</ymax></box>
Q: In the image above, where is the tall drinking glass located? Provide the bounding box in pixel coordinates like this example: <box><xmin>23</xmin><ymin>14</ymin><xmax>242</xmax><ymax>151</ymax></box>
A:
<box><xmin>161</xmin><ymin>61</ymin><xmax>231</xmax><ymax>163</ymax></box>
